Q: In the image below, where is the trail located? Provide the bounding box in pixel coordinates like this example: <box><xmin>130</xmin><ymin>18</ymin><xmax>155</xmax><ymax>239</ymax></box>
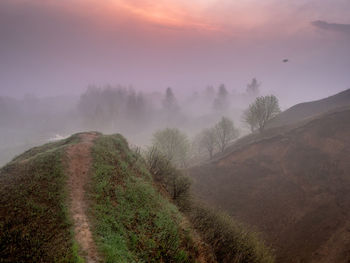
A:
<box><xmin>66</xmin><ymin>132</ymin><xmax>99</xmax><ymax>263</ymax></box>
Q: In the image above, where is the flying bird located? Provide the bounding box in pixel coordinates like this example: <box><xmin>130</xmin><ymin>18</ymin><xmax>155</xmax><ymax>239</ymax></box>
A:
<box><xmin>283</xmin><ymin>59</ymin><xmax>289</xmax><ymax>63</ymax></box>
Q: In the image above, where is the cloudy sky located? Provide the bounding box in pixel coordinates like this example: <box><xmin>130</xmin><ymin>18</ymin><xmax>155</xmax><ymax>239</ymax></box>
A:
<box><xmin>0</xmin><ymin>0</ymin><xmax>349</xmax><ymax>106</ymax></box>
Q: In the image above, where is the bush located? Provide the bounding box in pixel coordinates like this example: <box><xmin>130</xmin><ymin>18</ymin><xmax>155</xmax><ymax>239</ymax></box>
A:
<box><xmin>145</xmin><ymin>140</ymin><xmax>274</xmax><ymax>263</ymax></box>
<box><xmin>144</xmin><ymin>147</ymin><xmax>191</xmax><ymax>207</ymax></box>
<box><xmin>188</xmin><ymin>204</ymin><xmax>275</xmax><ymax>263</ymax></box>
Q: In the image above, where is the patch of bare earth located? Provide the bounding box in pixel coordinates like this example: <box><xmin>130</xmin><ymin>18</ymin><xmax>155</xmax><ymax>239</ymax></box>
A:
<box><xmin>66</xmin><ymin>132</ymin><xmax>99</xmax><ymax>263</ymax></box>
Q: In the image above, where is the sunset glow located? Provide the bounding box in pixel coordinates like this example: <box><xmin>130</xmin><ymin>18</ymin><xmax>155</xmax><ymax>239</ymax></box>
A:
<box><xmin>110</xmin><ymin>0</ymin><xmax>223</xmax><ymax>31</ymax></box>
<box><xmin>1</xmin><ymin>0</ymin><xmax>349</xmax><ymax>101</ymax></box>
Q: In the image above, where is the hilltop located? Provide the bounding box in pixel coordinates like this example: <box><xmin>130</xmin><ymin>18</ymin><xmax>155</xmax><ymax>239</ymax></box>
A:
<box><xmin>188</xmin><ymin>107</ymin><xmax>350</xmax><ymax>263</ymax></box>
<box><xmin>0</xmin><ymin>132</ymin><xmax>274</xmax><ymax>262</ymax></box>
<box><xmin>267</xmin><ymin>88</ymin><xmax>350</xmax><ymax>128</ymax></box>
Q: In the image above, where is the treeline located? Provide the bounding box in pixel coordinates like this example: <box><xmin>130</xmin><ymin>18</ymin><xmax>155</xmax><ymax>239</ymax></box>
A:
<box><xmin>148</xmin><ymin>93</ymin><xmax>281</xmax><ymax>165</ymax></box>
<box><xmin>0</xmin><ymin>78</ymin><xmax>272</xmax><ymax>141</ymax></box>
<box><xmin>77</xmin><ymin>80</ymin><xmax>262</xmax><ymax>135</ymax></box>
<box><xmin>149</xmin><ymin>117</ymin><xmax>239</xmax><ymax>168</ymax></box>
<box><xmin>0</xmin><ymin>79</ymin><xmax>281</xmax><ymax>166</ymax></box>
<box><xmin>78</xmin><ymin>85</ymin><xmax>152</xmax><ymax>132</ymax></box>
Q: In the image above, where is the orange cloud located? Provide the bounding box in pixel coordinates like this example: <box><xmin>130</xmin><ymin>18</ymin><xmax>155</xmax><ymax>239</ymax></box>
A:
<box><xmin>109</xmin><ymin>0</ymin><xmax>223</xmax><ymax>31</ymax></box>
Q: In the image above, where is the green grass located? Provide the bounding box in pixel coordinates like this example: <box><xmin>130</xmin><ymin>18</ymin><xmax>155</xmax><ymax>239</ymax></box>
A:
<box><xmin>0</xmin><ymin>132</ymin><xmax>275</xmax><ymax>263</ymax></box>
<box><xmin>10</xmin><ymin>133</ymin><xmax>81</xmax><ymax>163</ymax></box>
<box><xmin>89</xmin><ymin>134</ymin><xmax>195</xmax><ymax>263</ymax></box>
<box><xmin>0</xmin><ymin>135</ymin><xmax>81</xmax><ymax>263</ymax></box>
<box><xmin>188</xmin><ymin>204</ymin><xmax>275</xmax><ymax>263</ymax></box>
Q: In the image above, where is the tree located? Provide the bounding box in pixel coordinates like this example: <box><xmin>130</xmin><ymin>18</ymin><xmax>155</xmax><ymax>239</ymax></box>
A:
<box><xmin>152</xmin><ymin>128</ymin><xmax>189</xmax><ymax>168</ymax></box>
<box><xmin>214</xmin><ymin>117</ymin><xmax>239</xmax><ymax>152</ymax></box>
<box><xmin>199</xmin><ymin>128</ymin><xmax>217</xmax><ymax>159</ymax></box>
<box><xmin>213</xmin><ymin>84</ymin><xmax>229</xmax><ymax>112</ymax></box>
<box><xmin>246</xmin><ymin>78</ymin><xmax>261</xmax><ymax>98</ymax></box>
<box><xmin>242</xmin><ymin>108</ymin><xmax>258</xmax><ymax>133</ymax></box>
<box><xmin>243</xmin><ymin>95</ymin><xmax>281</xmax><ymax>133</ymax></box>
<box><xmin>162</xmin><ymin>87</ymin><xmax>179</xmax><ymax>113</ymax></box>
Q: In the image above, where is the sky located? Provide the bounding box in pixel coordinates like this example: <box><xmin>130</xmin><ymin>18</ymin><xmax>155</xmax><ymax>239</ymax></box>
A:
<box><xmin>0</xmin><ymin>0</ymin><xmax>350</xmax><ymax>106</ymax></box>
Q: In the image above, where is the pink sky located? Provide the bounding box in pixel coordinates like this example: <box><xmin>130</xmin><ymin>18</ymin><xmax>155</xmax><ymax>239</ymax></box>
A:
<box><xmin>0</xmin><ymin>0</ymin><xmax>349</xmax><ymax>106</ymax></box>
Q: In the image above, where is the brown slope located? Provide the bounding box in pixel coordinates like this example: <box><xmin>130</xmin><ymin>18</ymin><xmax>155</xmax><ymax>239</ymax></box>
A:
<box><xmin>188</xmin><ymin>108</ymin><xmax>350</xmax><ymax>263</ymax></box>
<box><xmin>266</xmin><ymin>88</ymin><xmax>350</xmax><ymax>129</ymax></box>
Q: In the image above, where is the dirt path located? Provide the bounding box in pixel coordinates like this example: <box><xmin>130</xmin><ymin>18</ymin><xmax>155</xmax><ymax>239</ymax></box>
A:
<box><xmin>66</xmin><ymin>132</ymin><xmax>99</xmax><ymax>263</ymax></box>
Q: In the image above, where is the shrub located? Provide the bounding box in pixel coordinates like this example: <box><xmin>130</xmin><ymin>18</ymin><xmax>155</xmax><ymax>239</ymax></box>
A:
<box><xmin>144</xmin><ymin>147</ymin><xmax>192</xmax><ymax>207</ymax></box>
<box><xmin>188</xmin><ymin>203</ymin><xmax>275</xmax><ymax>263</ymax></box>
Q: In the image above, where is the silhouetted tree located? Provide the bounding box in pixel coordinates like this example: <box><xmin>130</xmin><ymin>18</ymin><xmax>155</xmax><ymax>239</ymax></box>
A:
<box><xmin>199</xmin><ymin>128</ymin><xmax>217</xmax><ymax>159</ymax></box>
<box><xmin>214</xmin><ymin>117</ymin><xmax>239</xmax><ymax>152</ymax></box>
<box><xmin>246</xmin><ymin>78</ymin><xmax>261</xmax><ymax>98</ymax></box>
<box><xmin>243</xmin><ymin>95</ymin><xmax>281</xmax><ymax>133</ymax></box>
<box><xmin>162</xmin><ymin>87</ymin><xmax>179</xmax><ymax>113</ymax></box>
<box><xmin>213</xmin><ymin>84</ymin><xmax>229</xmax><ymax>112</ymax></box>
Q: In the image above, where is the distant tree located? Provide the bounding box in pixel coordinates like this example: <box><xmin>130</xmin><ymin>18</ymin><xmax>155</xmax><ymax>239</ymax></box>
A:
<box><xmin>242</xmin><ymin>108</ymin><xmax>258</xmax><ymax>133</ymax></box>
<box><xmin>246</xmin><ymin>78</ymin><xmax>261</xmax><ymax>98</ymax></box>
<box><xmin>126</xmin><ymin>89</ymin><xmax>138</xmax><ymax>119</ymax></box>
<box><xmin>162</xmin><ymin>87</ymin><xmax>179</xmax><ymax>113</ymax></box>
<box><xmin>199</xmin><ymin>128</ymin><xmax>217</xmax><ymax>159</ymax></box>
<box><xmin>214</xmin><ymin>117</ymin><xmax>239</xmax><ymax>152</ymax></box>
<box><xmin>152</xmin><ymin>128</ymin><xmax>189</xmax><ymax>168</ymax></box>
<box><xmin>213</xmin><ymin>84</ymin><xmax>229</xmax><ymax>112</ymax></box>
<box><xmin>78</xmin><ymin>85</ymin><xmax>153</xmax><ymax>131</ymax></box>
<box><xmin>243</xmin><ymin>95</ymin><xmax>281</xmax><ymax>133</ymax></box>
<box><xmin>205</xmin><ymin>85</ymin><xmax>215</xmax><ymax>99</ymax></box>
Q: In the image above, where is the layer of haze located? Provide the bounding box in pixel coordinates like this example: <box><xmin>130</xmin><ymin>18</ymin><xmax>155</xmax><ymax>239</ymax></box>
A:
<box><xmin>1</xmin><ymin>0</ymin><xmax>349</xmax><ymax>105</ymax></box>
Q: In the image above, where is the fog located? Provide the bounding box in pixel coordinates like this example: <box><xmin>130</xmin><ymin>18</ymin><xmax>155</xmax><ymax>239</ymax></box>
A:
<box><xmin>0</xmin><ymin>83</ymin><xmax>262</xmax><ymax>165</ymax></box>
<box><xmin>0</xmin><ymin>0</ymin><xmax>350</xmax><ymax>165</ymax></box>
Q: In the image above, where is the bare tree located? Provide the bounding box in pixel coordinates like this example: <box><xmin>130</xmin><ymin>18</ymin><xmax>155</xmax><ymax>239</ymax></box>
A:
<box><xmin>199</xmin><ymin>128</ymin><xmax>217</xmax><ymax>159</ymax></box>
<box><xmin>243</xmin><ymin>95</ymin><xmax>281</xmax><ymax>133</ymax></box>
<box><xmin>242</xmin><ymin>108</ymin><xmax>258</xmax><ymax>133</ymax></box>
<box><xmin>144</xmin><ymin>147</ymin><xmax>191</xmax><ymax>204</ymax></box>
<box><xmin>214</xmin><ymin>117</ymin><xmax>239</xmax><ymax>152</ymax></box>
<box><xmin>152</xmin><ymin>128</ymin><xmax>189</xmax><ymax>168</ymax></box>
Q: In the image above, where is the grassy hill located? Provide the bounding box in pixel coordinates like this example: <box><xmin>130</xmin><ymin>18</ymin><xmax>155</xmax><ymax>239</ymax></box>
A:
<box><xmin>188</xmin><ymin>108</ymin><xmax>350</xmax><ymax>263</ymax></box>
<box><xmin>0</xmin><ymin>132</ymin><xmax>274</xmax><ymax>263</ymax></box>
<box><xmin>0</xmin><ymin>134</ymin><xmax>81</xmax><ymax>262</ymax></box>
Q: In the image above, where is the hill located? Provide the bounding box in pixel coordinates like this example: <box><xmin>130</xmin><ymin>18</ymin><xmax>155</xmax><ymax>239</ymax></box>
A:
<box><xmin>0</xmin><ymin>132</ymin><xmax>200</xmax><ymax>262</ymax></box>
<box><xmin>188</xmin><ymin>108</ymin><xmax>350</xmax><ymax>263</ymax></box>
<box><xmin>267</xmin><ymin>88</ymin><xmax>350</xmax><ymax>128</ymax></box>
<box><xmin>0</xmin><ymin>132</ymin><xmax>274</xmax><ymax>262</ymax></box>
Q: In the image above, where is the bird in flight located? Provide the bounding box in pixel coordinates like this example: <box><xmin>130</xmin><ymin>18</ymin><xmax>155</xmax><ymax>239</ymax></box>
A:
<box><xmin>283</xmin><ymin>59</ymin><xmax>289</xmax><ymax>63</ymax></box>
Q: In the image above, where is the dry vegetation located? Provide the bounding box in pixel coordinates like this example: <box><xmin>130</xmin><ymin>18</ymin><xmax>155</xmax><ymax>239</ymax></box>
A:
<box><xmin>189</xmin><ymin>108</ymin><xmax>350</xmax><ymax>263</ymax></box>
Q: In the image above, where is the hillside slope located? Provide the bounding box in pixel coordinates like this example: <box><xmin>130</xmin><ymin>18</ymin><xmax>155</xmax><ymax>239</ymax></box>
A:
<box><xmin>267</xmin><ymin>88</ymin><xmax>350</xmax><ymax>128</ymax></box>
<box><xmin>0</xmin><ymin>133</ymin><xmax>202</xmax><ymax>262</ymax></box>
<box><xmin>0</xmin><ymin>134</ymin><xmax>82</xmax><ymax>262</ymax></box>
<box><xmin>0</xmin><ymin>132</ymin><xmax>276</xmax><ymax>263</ymax></box>
<box><xmin>188</xmin><ymin>108</ymin><xmax>350</xmax><ymax>263</ymax></box>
